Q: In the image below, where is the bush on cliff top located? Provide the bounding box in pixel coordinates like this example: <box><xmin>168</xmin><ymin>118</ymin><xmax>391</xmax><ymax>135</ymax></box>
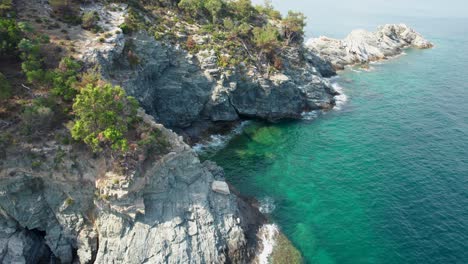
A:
<box><xmin>282</xmin><ymin>11</ymin><xmax>307</xmax><ymax>44</ymax></box>
<box><xmin>71</xmin><ymin>82</ymin><xmax>139</xmax><ymax>153</ymax></box>
<box><xmin>81</xmin><ymin>11</ymin><xmax>100</xmax><ymax>31</ymax></box>
<box><xmin>0</xmin><ymin>17</ymin><xmax>21</xmax><ymax>55</ymax></box>
<box><xmin>51</xmin><ymin>57</ymin><xmax>81</xmax><ymax>101</ymax></box>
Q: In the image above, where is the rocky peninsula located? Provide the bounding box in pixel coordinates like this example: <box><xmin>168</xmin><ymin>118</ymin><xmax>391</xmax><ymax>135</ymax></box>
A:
<box><xmin>306</xmin><ymin>24</ymin><xmax>433</xmax><ymax>70</ymax></box>
<box><xmin>0</xmin><ymin>0</ymin><xmax>432</xmax><ymax>263</ymax></box>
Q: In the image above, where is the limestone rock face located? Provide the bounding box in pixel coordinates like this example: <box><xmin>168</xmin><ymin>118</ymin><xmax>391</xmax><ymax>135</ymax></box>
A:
<box><xmin>0</xmin><ymin>215</ymin><xmax>54</xmax><ymax>264</ymax></box>
<box><xmin>86</xmin><ymin>31</ymin><xmax>338</xmax><ymax>132</ymax></box>
<box><xmin>306</xmin><ymin>24</ymin><xmax>433</xmax><ymax>69</ymax></box>
<box><xmin>90</xmin><ymin>31</ymin><xmax>214</xmax><ymax>128</ymax></box>
<box><xmin>0</xmin><ymin>113</ymin><xmax>255</xmax><ymax>263</ymax></box>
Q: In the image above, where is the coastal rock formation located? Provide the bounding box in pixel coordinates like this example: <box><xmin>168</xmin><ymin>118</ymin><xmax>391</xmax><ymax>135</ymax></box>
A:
<box><xmin>0</xmin><ymin>112</ymin><xmax>260</xmax><ymax>263</ymax></box>
<box><xmin>306</xmin><ymin>24</ymin><xmax>433</xmax><ymax>69</ymax></box>
<box><xmin>1</xmin><ymin>0</ymin><xmax>435</xmax><ymax>263</ymax></box>
<box><xmin>85</xmin><ymin>29</ymin><xmax>338</xmax><ymax>132</ymax></box>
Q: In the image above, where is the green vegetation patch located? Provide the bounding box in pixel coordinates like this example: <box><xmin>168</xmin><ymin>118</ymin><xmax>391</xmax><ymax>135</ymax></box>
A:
<box><xmin>71</xmin><ymin>82</ymin><xmax>139</xmax><ymax>153</ymax></box>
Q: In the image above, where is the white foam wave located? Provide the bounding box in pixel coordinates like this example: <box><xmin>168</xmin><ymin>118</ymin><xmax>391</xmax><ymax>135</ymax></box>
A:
<box><xmin>259</xmin><ymin>197</ymin><xmax>276</xmax><ymax>214</ymax></box>
<box><xmin>301</xmin><ymin>110</ymin><xmax>319</xmax><ymax>121</ymax></box>
<box><xmin>257</xmin><ymin>224</ymin><xmax>279</xmax><ymax>264</ymax></box>
<box><xmin>331</xmin><ymin>81</ymin><xmax>348</xmax><ymax>111</ymax></box>
<box><xmin>193</xmin><ymin>121</ymin><xmax>251</xmax><ymax>154</ymax></box>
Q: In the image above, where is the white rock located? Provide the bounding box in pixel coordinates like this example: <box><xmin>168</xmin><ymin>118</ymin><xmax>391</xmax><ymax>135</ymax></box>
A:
<box><xmin>306</xmin><ymin>24</ymin><xmax>433</xmax><ymax>69</ymax></box>
<box><xmin>211</xmin><ymin>181</ymin><xmax>230</xmax><ymax>195</ymax></box>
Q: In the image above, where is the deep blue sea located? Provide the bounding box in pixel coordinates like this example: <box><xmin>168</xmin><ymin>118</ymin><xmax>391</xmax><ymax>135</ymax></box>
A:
<box><xmin>202</xmin><ymin>6</ymin><xmax>468</xmax><ymax>264</ymax></box>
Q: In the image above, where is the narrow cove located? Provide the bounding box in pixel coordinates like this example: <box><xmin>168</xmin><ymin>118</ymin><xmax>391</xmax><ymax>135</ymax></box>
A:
<box><xmin>199</xmin><ymin>22</ymin><xmax>468</xmax><ymax>263</ymax></box>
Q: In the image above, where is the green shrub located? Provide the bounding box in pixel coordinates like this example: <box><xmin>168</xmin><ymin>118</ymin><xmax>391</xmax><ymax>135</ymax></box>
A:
<box><xmin>81</xmin><ymin>11</ymin><xmax>99</xmax><ymax>30</ymax></box>
<box><xmin>0</xmin><ymin>0</ymin><xmax>13</xmax><ymax>16</ymax></box>
<box><xmin>217</xmin><ymin>55</ymin><xmax>229</xmax><ymax>68</ymax></box>
<box><xmin>138</xmin><ymin>129</ymin><xmax>169</xmax><ymax>155</ymax></box>
<box><xmin>0</xmin><ymin>18</ymin><xmax>22</xmax><ymax>55</ymax></box>
<box><xmin>255</xmin><ymin>0</ymin><xmax>281</xmax><ymax>19</ymax></box>
<box><xmin>31</xmin><ymin>160</ymin><xmax>42</xmax><ymax>170</ymax></box>
<box><xmin>39</xmin><ymin>34</ymin><xmax>50</xmax><ymax>44</ymax></box>
<box><xmin>282</xmin><ymin>11</ymin><xmax>306</xmax><ymax>44</ymax></box>
<box><xmin>18</xmin><ymin>39</ymin><xmax>48</xmax><ymax>84</ymax></box>
<box><xmin>71</xmin><ymin>82</ymin><xmax>138</xmax><ymax>153</ymax></box>
<box><xmin>54</xmin><ymin>147</ymin><xmax>66</xmax><ymax>166</ymax></box>
<box><xmin>223</xmin><ymin>17</ymin><xmax>235</xmax><ymax>31</ymax></box>
<box><xmin>50</xmin><ymin>0</ymin><xmax>81</xmax><ymax>25</ymax></box>
<box><xmin>119</xmin><ymin>23</ymin><xmax>130</xmax><ymax>34</ymax></box>
<box><xmin>200</xmin><ymin>24</ymin><xmax>215</xmax><ymax>34</ymax></box>
<box><xmin>253</xmin><ymin>25</ymin><xmax>280</xmax><ymax>55</ymax></box>
<box><xmin>118</xmin><ymin>8</ymin><xmax>142</xmax><ymax>34</ymax></box>
<box><xmin>51</xmin><ymin>57</ymin><xmax>81</xmax><ymax>101</ymax></box>
<box><xmin>21</xmin><ymin>104</ymin><xmax>54</xmax><ymax>134</ymax></box>
<box><xmin>65</xmin><ymin>197</ymin><xmax>74</xmax><ymax>206</ymax></box>
<box><xmin>178</xmin><ymin>0</ymin><xmax>203</xmax><ymax>17</ymax></box>
<box><xmin>0</xmin><ymin>72</ymin><xmax>11</xmax><ymax>100</ymax></box>
<box><xmin>204</xmin><ymin>0</ymin><xmax>223</xmax><ymax>24</ymax></box>
<box><xmin>228</xmin><ymin>0</ymin><xmax>254</xmax><ymax>21</ymax></box>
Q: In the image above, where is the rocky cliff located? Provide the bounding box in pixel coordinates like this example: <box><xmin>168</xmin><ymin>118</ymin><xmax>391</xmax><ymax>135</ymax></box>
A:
<box><xmin>91</xmin><ymin>33</ymin><xmax>338</xmax><ymax>138</ymax></box>
<box><xmin>0</xmin><ymin>1</ymin><xmax>433</xmax><ymax>263</ymax></box>
<box><xmin>76</xmin><ymin>3</ymin><xmax>338</xmax><ymax>138</ymax></box>
<box><xmin>1</xmin><ymin>1</ymin><xmax>317</xmax><ymax>263</ymax></box>
<box><xmin>306</xmin><ymin>24</ymin><xmax>433</xmax><ymax>69</ymax></box>
<box><xmin>0</xmin><ymin>111</ymin><xmax>262</xmax><ymax>263</ymax></box>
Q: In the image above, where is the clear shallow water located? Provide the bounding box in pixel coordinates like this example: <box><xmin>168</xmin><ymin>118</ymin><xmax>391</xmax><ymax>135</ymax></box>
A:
<box><xmin>202</xmin><ymin>17</ymin><xmax>468</xmax><ymax>264</ymax></box>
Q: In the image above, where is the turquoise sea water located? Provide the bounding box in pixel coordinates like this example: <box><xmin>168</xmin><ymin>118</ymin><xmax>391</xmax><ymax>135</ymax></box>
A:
<box><xmin>201</xmin><ymin>15</ymin><xmax>468</xmax><ymax>264</ymax></box>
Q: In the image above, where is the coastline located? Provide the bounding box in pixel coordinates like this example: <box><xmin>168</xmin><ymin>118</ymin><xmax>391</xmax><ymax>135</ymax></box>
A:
<box><xmin>0</xmin><ymin>0</ymin><xmax>435</xmax><ymax>260</ymax></box>
<box><xmin>195</xmin><ymin>25</ymin><xmax>433</xmax><ymax>262</ymax></box>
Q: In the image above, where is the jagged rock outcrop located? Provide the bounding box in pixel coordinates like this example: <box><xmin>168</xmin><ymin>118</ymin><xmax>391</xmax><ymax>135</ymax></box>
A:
<box><xmin>83</xmin><ymin>25</ymin><xmax>338</xmax><ymax>132</ymax></box>
<box><xmin>0</xmin><ymin>214</ymin><xmax>55</xmax><ymax>264</ymax></box>
<box><xmin>306</xmin><ymin>24</ymin><xmax>433</xmax><ymax>69</ymax></box>
<box><xmin>0</xmin><ymin>112</ymin><xmax>259</xmax><ymax>263</ymax></box>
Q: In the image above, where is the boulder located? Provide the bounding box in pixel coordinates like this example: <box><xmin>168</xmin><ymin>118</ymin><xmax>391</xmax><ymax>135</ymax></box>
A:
<box><xmin>212</xmin><ymin>181</ymin><xmax>230</xmax><ymax>195</ymax></box>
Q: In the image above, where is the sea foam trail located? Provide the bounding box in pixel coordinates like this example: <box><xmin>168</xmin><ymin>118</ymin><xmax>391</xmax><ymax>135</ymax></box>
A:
<box><xmin>259</xmin><ymin>196</ymin><xmax>276</xmax><ymax>214</ymax></box>
<box><xmin>257</xmin><ymin>224</ymin><xmax>279</xmax><ymax>264</ymax></box>
<box><xmin>193</xmin><ymin>121</ymin><xmax>251</xmax><ymax>154</ymax></box>
<box><xmin>332</xmin><ymin>80</ymin><xmax>348</xmax><ymax>110</ymax></box>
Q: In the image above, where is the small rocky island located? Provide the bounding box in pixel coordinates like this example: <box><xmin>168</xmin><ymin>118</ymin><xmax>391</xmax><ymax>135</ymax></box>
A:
<box><xmin>0</xmin><ymin>0</ymin><xmax>432</xmax><ymax>263</ymax></box>
<box><xmin>307</xmin><ymin>24</ymin><xmax>433</xmax><ymax>69</ymax></box>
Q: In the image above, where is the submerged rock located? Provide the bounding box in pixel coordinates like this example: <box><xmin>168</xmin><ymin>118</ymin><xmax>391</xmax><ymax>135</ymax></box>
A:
<box><xmin>306</xmin><ymin>24</ymin><xmax>433</xmax><ymax>70</ymax></box>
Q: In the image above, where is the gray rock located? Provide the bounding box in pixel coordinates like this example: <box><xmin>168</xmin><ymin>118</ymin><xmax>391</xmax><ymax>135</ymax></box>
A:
<box><xmin>97</xmin><ymin>32</ymin><xmax>214</xmax><ymax>128</ymax></box>
<box><xmin>0</xmin><ymin>112</ymin><xmax>254</xmax><ymax>264</ymax></box>
<box><xmin>231</xmin><ymin>78</ymin><xmax>306</xmax><ymax>121</ymax></box>
<box><xmin>88</xmin><ymin>31</ymin><xmax>337</xmax><ymax>132</ymax></box>
<box><xmin>0</xmin><ymin>215</ymin><xmax>54</xmax><ymax>264</ymax></box>
<box><xmin>304</xmin><ymin>51</ymin><xmax>336</xmax><ymax>77</ymax></box>
<box><xmin>306</xmin><ymin>24</ymin><xmax>433</xmax><ymax>69</ymax></box>
<box><xmin>212</xmin><ymin>181</ymin><xmax>230</xmax><ymax>195</ymax></box>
